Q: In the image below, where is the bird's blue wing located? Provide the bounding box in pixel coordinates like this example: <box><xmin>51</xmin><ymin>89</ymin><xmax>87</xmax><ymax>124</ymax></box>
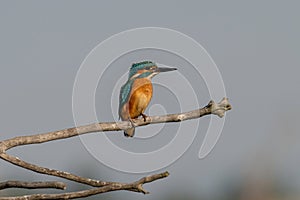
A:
<box><xmin>119</xmin><ymin>78</ymin><xmax>134</xmax><ymax>117</ymax></box>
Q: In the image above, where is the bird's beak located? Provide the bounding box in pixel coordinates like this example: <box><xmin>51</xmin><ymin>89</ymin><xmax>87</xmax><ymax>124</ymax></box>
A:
<box><xmin>156</xmin><ymin>63</ymin><xmax>177</xmax><ymax>73</ymax></box>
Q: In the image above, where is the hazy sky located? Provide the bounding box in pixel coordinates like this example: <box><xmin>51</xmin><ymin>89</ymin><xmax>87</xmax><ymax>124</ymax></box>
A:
<box><xmin>0</xmin><ymin>1</ymin><xmax>299</xmax><ymax>199</ymax></box>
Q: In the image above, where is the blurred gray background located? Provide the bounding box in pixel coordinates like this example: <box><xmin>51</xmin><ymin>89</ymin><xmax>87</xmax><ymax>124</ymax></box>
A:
<box><xmin>0</xmin><ymin>1</ymin><xmax>299</xmax><ymax>199</ymax></box>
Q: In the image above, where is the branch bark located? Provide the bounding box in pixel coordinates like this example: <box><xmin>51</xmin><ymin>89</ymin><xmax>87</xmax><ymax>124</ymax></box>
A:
<box><xmin>0</xmin><ymin>98</ymin><xmax>231</xmax><ymax>199</ymax></box>
<box><xmin>0</xmin><ymin>181</ymin><xmax>66</xmax><ymax>190</ymax></box>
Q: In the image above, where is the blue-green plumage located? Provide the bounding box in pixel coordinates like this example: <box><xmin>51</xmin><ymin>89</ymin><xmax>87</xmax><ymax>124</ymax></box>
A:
<box><xmin>128</xmin><ymin>61</ymin><xmax>155</xmax><ymax>79</ymax></box>
<box><xmin>137</xmin><ymin>71</ymin><xmax>152</xmax><ymax>78</ymax></box>
<box><xmin>118</xmin><ymin>78</ymin><xmax>134</xmax><ymax>117</ymax></box>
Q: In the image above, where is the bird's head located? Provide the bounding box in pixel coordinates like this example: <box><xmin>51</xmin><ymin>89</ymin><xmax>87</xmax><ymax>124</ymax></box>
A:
<box><xmin>129</xmin><ymin>61</ymin><xmax>177</xmax><ymax>79</ymax></box>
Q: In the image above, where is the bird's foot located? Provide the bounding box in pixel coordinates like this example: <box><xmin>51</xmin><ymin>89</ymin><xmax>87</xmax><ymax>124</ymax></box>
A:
<box><xmin>128</xmin><ymin>118</ymin><xmax>136</xmax><ymax>128</ymax></box>
<box><xmin>141</xmin><ymin>113</ymin><xmax>148</xmax><ymax>122</ymax></box>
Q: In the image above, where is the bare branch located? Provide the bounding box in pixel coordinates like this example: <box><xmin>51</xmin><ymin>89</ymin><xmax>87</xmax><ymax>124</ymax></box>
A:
<box><xmin>0</xmin><ymin>171</ymin><xmax>169</xmax><ymax>200</ymax></box>
<box><xmin>0</xmin><ymin>98</ymin><xmax>231</xmax><ymax>152</ymax></box>
<box><xmin>0</xmin><ymin>181</ymin><xmax>66</xmax><ymax>190</ymax></box>
<box><xmin>0</xmin><ymin>98</ymin><xmax>231</xmax><ymax>199</ymax></box>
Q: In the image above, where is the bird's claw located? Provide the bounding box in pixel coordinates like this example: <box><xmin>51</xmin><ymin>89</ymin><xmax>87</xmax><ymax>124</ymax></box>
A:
<box><xmin>128</xmin><ymin>118</ymin><xmax>136</xmax><ymax>128</ymax></box>
<box><xmin>141</xmin><ymin>113</ymin><xmax>148</xmax><ymax>122</ymax></box>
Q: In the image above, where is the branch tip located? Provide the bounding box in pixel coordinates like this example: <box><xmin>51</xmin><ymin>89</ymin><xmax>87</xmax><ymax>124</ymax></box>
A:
<box><xmin>210</xmin><ymin>97</ymin><xmax>232</xmax><ymax>118</ymax></box>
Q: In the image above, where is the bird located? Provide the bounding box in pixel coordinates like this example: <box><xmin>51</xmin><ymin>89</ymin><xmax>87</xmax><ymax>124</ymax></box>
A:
<box><xmin>119</xmin><ymin>61</ymin><xmax>177</xmax><ymax>137</ymax></box>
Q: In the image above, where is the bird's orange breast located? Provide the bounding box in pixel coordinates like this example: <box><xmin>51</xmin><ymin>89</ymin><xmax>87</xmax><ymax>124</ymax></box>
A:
<box><xmin>128</xmin><ymin>78</ymin><xmax>153</xmax><ymax>119</ymax></box>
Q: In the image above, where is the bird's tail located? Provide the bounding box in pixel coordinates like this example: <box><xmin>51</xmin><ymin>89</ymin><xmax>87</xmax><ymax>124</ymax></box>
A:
<box><xmin>124</xmin><ymin>127</ymin><xmax>135</xmax><ymax>137</ymax></box>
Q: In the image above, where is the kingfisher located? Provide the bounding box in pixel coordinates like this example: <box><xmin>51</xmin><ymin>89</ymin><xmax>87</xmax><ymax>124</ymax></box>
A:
<box><xmin>119</xmin><ymin>61</ymin><xmax>177</xmax><ymax>137</ymax></box>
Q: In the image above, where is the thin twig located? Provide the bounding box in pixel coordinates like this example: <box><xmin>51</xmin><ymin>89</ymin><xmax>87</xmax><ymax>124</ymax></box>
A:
<box><xmin>0</xmin><ymin>181</ymin><xmax>66</xmax><ymax>190</ymax></box>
